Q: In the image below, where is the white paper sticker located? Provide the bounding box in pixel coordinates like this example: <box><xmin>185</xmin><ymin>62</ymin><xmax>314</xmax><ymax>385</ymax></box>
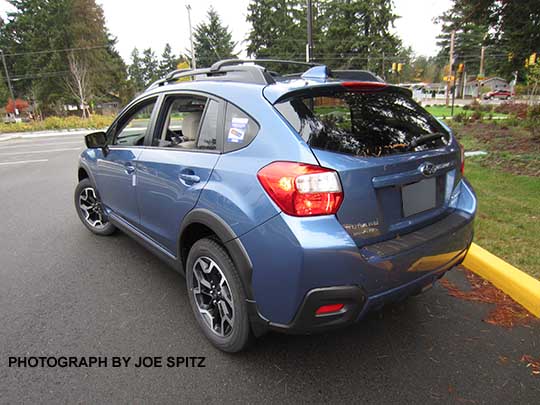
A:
<box><xmin>227</xmin><ymin>117</ymin><xmax>249</xmax><ymax>143</ymax></box>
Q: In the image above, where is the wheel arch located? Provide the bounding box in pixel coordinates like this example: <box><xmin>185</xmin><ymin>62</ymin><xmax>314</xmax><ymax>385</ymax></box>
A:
<box><xmin>77</xmin><ymin>162</ymin><xmax>98</xmax><ymax>188</ymax></box>
<box><xmin>179</xmin><ymin>209</ymin><xmax>254</xmax><ymax>301</ymax></box>
<box><xmin>78</xmin><ymin>167</ymin><xmax>89</xmax><ymax>182</ymax></box>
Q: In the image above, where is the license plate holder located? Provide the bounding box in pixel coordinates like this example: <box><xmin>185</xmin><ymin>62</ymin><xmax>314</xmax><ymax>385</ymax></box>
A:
<box><xmin>402</xmin><ymin>177</ymin><xmax>437</xmax><ymax>217</ymax></box>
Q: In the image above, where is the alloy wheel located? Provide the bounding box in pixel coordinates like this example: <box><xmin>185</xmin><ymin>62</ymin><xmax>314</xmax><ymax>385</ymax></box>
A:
<box><xmin>191</xmin><ymin>256</ymin><xmax>235</xmax><ymax>337</ymax></box>
<box><xmin>79</xmin><ymin>187</ymin><xmax>107</xmax><ymax>229</ymax></box>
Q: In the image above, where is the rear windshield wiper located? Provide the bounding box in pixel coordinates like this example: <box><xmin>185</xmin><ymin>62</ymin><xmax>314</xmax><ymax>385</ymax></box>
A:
<box><xmin>407</xmin><ymin>132</ymin><xmax>446</xmax><ymax>151</ymax></box>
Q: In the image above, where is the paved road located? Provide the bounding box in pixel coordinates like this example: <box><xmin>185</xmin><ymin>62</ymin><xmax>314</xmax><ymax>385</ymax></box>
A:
<box><xmin>1</xmin><ymin>134</ymin><xmax>539</xmax><ymax>404</ymax></box>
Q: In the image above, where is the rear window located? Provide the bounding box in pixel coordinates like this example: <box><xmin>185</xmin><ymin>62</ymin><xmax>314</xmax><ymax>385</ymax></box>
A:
<box><xmin>275</xmin><ymin>88</ymin><xmax>450</xmax><ymax>157</ymax></box>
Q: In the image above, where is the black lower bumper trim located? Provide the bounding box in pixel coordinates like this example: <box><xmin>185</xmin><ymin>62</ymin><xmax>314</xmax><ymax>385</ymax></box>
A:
<box><xmin>267</xmin><ymin>286</ymin><xmax>366</xmax><ymax>335</ymax></box>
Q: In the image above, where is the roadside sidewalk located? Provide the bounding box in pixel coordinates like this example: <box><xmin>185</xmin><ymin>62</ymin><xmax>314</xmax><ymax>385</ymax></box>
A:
<box><xmin>0</xmin><ymin>128</ymin><xmax>100</xmax><ymax>143</ymax></box>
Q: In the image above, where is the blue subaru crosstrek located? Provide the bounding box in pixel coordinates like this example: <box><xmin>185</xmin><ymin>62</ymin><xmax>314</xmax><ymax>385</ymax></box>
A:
<box><xmin>75</xmin><ymin>60</ymin><xmax>476</xmax><ymax>352</ymax></box>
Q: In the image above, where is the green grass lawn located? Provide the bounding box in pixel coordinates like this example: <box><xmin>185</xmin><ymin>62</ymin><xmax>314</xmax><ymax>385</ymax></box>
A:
<box><xmin>465</xmin><ymin>160</ymin><xmax>540</xmax><ymax>279</ymax></box>
<box><xmin>424</xmin><ymin>105</ymin><xmax>508</xmax><ymax>119</ymax></box>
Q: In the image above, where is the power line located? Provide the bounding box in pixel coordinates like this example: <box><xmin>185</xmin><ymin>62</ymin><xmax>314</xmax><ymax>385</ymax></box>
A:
<box><xmin>10</xmin><ymin>66</ymin><xmax>125</xmax><ymax>81</ymax></box>
<box><xmin>2</xmin><ymin>45</ymin><xmax>109</xmax><ymax>58</ymax></box>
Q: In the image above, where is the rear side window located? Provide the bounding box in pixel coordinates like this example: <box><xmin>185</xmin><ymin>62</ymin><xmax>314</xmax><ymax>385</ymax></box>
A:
<box><xmin>275</xmin><ymin>89</ymin><xmax>449</xmax><ymax>157</ymax></box>
<box><xmin>197</xmin><ymin>99</ymin><xmax>220</xmax><ymax>150</ymax></box>
<box><xmin>224</xmin><ymin>104</ymin><xmax>259</xmax><ymax>153</ymax></box>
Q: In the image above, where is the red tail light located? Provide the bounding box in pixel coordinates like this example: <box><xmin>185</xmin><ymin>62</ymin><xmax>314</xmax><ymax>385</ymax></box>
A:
<box><xmin>315</xmin><ymin>303</ymin><xmax>345</xmax><ymax>316</ymax></box>
<box><xmin>459</xmin><ymin>143</ymin><xmax>465</xmax><ymax>175</ymax></box>
<box><xmin>257</xmin><ymin>162</ymin><xmax>343</xmax><ymax>217</ymax></box>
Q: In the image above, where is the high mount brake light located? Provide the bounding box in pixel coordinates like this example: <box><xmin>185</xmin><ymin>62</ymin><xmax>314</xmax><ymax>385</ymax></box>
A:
<box><xmin>341</xmin><ymin>81</ymin><xmax>387</xmax><ymax>90</ymax></box>
<box><xmin>257</xmin><ymin>162</ymin><xmax>343</xmax><ymax>217</ymax></box>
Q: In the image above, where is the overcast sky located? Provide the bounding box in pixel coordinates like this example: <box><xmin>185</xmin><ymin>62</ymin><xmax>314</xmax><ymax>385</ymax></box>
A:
<box><xmin>1</xmin><ymin>0</ymin><xmax>452</xmax><ymax>62</ymax></box>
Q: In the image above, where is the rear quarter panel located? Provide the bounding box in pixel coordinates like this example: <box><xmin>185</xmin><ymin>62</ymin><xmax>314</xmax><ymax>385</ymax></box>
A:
<box><xmin>195</xmin><ymin>83</ymin><xmax>319</xmax><ymax>238</ymax></box>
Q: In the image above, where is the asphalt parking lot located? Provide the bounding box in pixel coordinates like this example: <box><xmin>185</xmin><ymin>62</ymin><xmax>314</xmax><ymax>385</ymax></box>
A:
<box><xmin>0</xmin><ymin>134</ymin><xmax>539</xmax><ymax>403</ymax></box>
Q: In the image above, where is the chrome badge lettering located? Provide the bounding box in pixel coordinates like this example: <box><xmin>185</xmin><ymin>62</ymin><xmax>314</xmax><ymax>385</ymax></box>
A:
<box><xmin>344</xmin><ymin>219</ymin><xmax>380</xmax><ymax>236</ymax></box>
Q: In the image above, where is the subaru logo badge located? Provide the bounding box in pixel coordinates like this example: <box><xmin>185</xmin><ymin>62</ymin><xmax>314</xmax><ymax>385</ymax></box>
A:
<box><xmin>419</xmin><ymin>162</ymin><xmax>436</xmax><ymax>177</ymax></box>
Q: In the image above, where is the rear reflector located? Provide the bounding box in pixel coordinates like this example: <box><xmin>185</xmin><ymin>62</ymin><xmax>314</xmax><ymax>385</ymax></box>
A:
<box><xmin>315</xmin><ymin>303</ymin><xmax>345</xmax><ymax>316</ymax></box>
<box><xmin>257</xmin><ymin>161</ymin><xmax>343</xmax><ymax>216</ymax></box>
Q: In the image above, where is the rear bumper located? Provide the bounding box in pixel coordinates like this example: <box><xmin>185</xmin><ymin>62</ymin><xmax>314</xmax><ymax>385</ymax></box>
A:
<box><xmin>241</xmin><ymin>179</ymin><xmax>476</xmax><ymax>331</ymax></box>
<box><xmin>266</xmin><ymin>247</ymin><xmax>467</xmax><ymax>334</ymax></box>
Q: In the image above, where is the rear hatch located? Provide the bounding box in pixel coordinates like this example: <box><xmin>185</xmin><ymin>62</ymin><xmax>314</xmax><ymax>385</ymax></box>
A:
<box><xmin>273</xmin><ymin>83</ymin><xmax>462</xmax><ymax>248</ymax></box>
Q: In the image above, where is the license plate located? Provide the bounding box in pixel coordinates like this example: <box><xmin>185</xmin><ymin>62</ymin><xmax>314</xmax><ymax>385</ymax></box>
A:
<box><xmin>402</xmin><ymin>177</ymin><xmax>436</xmax><ymax>217</ymax></box>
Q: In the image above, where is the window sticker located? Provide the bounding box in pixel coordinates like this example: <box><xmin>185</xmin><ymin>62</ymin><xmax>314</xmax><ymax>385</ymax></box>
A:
<box><xmin>227</xmin><ymin>117</ymin><xmax>249</xmax><ymax>143</ymax></box>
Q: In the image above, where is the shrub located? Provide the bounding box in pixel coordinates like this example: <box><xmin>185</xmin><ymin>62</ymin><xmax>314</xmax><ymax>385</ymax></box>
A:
<box><xmin>5</xmin><ymin>98</ymin><xmax>30</xmax><ymax>114</ymax></box>
<box><xmin>0</xmin><ymin>114</ymin><xmax>114</xmax><ymax>134</ymax></box>
<box><xmin>470</xmin><ymin>110</ymin><xmax>483</xmax><ymax>122</ymax></box>
<box><xmin>526</xmin><ymin>104</ymin><xmax>540</xmax><ymax>139</ymax></box>
<box><xmin>494</xmin><ymin>102</ymin><xmax>528</xmax><ymax>118</ymax></box>
<box><xmin>453</xmin><ymin>112</ymin><xmax>467</xmax><ymax>123</ymax></box>
<box><xmin>469</xmin><ymin>99</ymin><xmax>480</xmax><ymax>110</ymax></box>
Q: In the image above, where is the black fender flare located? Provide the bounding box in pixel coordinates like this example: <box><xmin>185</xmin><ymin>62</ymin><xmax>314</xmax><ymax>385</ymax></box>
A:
<box><xmin>178</xmin><ymin>209</ymin><xmax>254</xmax><ymax>302</ymax></box>
<box><xmin>78</xmin><ymin>162</ymin><xmax>98</xmax><ymax>189</ymax></box>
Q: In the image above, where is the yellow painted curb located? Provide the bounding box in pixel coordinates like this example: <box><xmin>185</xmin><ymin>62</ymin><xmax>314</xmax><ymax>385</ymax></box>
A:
<box><xmin>463</xmin><ymin>243</ymin><xmax>540</xmax><ymax>318</ymax></box>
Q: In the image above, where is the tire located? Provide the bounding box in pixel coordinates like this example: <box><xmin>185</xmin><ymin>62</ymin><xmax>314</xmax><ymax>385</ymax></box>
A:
<box><xmin>74</xmin><ymin>178</ymin><xmax>116</xmax><ymax>236</ymax></box>
<box><xmin>186</xmin><ymin>238</ymin><xmax>253</xmax><ymax>352</ymax></box>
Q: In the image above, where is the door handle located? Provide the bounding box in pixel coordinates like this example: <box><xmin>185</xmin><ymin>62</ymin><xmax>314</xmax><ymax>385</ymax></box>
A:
<box><xmin>179</xmin><ymin>173</ymin><xmax>201</xmax><ymax>185</ymax></box>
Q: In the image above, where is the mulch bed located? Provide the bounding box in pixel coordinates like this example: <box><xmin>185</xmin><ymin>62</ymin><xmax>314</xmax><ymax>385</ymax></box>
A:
<box><xmin>456</xmin><ymin>122</ymin><xmax>540</xmax><ymax>176</ymax></box>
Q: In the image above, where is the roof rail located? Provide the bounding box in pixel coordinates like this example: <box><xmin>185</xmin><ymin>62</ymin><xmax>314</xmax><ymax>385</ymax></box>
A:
<box><xmin>209</xmin><ymin>59</ymin><xmax>321</xmax><ymax>72</ymax></box>
<box><xmin>146</xmin><ymin>63</ymin><xmax>277</xmax><ymax>91</ymax></box>
<box><xmin>145</xmin><ymin>59</ymin><xmax>384</xmax><ymax>92</ymax></box>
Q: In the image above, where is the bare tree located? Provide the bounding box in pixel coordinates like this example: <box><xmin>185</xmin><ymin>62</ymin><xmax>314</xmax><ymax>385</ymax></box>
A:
<box><xmin>65</xmin><ymin>51</ymin><xmax>91</xmax><ymax>118</ymax></box>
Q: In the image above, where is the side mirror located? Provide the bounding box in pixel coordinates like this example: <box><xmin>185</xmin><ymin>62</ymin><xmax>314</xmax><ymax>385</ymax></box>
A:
<box><xmin>85</xmin><ymin>131</ymin><xmax>109</xmax><ymax>155</ymax></box>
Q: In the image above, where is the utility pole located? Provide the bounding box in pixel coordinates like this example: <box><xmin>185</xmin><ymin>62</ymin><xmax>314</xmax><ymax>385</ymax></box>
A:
<box><xmin>0</xmin><ymin>49</ymin><xmax>17</xmax><ymax>116</ymax></box>
<box><xmin>306</xmin><ymin>0</ymin><xmax>314</xmax><ymax>62</ymax></box>
<box><xmin>479</xmin><ymin>45</ymin><xmax>485</xmax><ymax>79</ymax></box>
<box><xmin>446</xmin><ymin>30</ymin><xmax>455</xmax><ymax>106</ymax></box>
<box><xmin>186</xmin><ymin>4</ymin><xmax>196</xmax><ymax>69</ymax></box>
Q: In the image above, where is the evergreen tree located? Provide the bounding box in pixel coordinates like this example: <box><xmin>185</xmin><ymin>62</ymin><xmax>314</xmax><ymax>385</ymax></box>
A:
<box><xmin>67</xmin><ymin>0</ymin><xmax>127</xmax><ymax>107</ymax></box>
<box><xmin>193</xmin><ymin>7</ymin><xmax>237</xmax><ymax>68</ymax></box>
<box><xmin>319</xmin><ymin>0</ymin><xmax>402</xmax><ymax>71</ymax></box>
<box><xmin>0</xmin><ymin>0</ymin><xmax>126</xmax><ymax>115</ymax></box>
<box><xmin>0</xmin><ymin>72</ymin><xmax>9</xmax><ymax>107</ymax></box>
<box><xmin>128</xmin><ymin>48</ymin><xmax>145</xmax><ymax>92</ymax></box>
<box><xmin>246</xmin><ymin>0</ymin><xmax>401</xmax><ymax>73</ymax></box>
<box><xmin>246</xmin><ymin>0</ymin><xmax>310</xmax><ymax>61</ymax></box>
<box><xmin>141</xmin><ymin>48</ymin><xmax>159</xmax><ymax>86</ymax></box>
<box><xmin>435</xmin><ymin>4</ymin><xmax>488</xmax><ymax>79</ymax></box>
<box><xmin>439</xmin><ymin>0</ymin><xmax>540</xmax><ymax>78</ymax></box>
<box><xmin>159</xmin><ymin>43</ymin><xmax>178</xmax><ymax>77</ymax></box>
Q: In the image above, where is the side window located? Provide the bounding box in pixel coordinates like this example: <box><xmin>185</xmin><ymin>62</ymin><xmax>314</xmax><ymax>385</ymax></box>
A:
<box><xmin>153</xmin><ymin>95</ymin><xmax>219</xmax><ymax>151</ymax></box>
<box><xmin>197</xmin><ymin>100</ymin><xmax>219</xmax><ymax>150</ymax></box>
<box><xmin>113</xmin><ymin>98</ymin><xmax>157</xmax><ymax>146</ymax></box>
<box><xmin>224</xmin><ymin>103</ymin><xmax>259</xmax><ymax>153</ymax></box>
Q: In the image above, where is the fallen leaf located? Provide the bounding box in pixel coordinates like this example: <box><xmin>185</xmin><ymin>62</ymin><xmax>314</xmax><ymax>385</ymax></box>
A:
<box><xmin>440</xmin><ymin>268</ymin><xmax>536</xmax><ymax>328</ymax></box>
<box><xmin>520</xmin><ymin>355</ymin><xmax>540</xmax><ymax>376</ymax></box>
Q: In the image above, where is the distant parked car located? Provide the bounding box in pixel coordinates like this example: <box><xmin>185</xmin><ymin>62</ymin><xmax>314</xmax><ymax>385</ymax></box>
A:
<box><xmin>75</xmin><ymin>59</ymin><xmax>477</xmax><ymax>352</ymax></box>
<box><xmin>483</xmin><ymin>90</ymin><xmax>513</xmax><ymax>100</ymax></box>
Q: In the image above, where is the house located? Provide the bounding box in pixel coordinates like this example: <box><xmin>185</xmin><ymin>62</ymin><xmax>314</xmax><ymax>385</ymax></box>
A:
<box><xmin>398</xmin><ymin>83</ymin><xmax>447</xmax><ymax>102</ymax></box>
<box><xmin>464</xmin><ymin>77</ymin><xmax>509</xmax><ymax>98</ymax></box>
